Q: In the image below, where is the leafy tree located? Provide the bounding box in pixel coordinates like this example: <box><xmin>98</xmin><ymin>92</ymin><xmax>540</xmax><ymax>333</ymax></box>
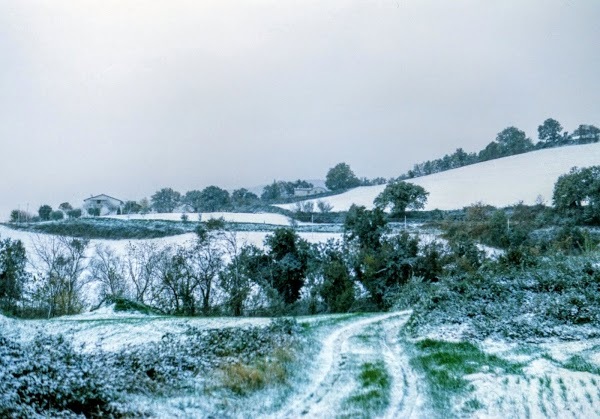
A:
<box><xmin>182</xmin><ymin>190</ymin><xmax>203</xmax><ymax>212</ymax></box>
<box><xmin>50</xmin><ymin>211</ymin><xmax>64</xmax><ymax>221</ymax></box>
<box><xmin>87</xmin><ymin>207</ymin><xmax>100</xmax><ymax>217</ymax></box>
<box><xmin>478</xmin><ymin>141</ymin><xmax>503</xmax><ymax>162</ymax></box>
<box><xmin>151</xmin><ymin>188</ymin><xmax>181</xmax><ymax>213</ymax></box>
<box><xmin>538</xmin><ymin>118</ymin><xmax>564</xmax><ymax>148</ymax></box>
<box><xmin>374</xmin><ymin>181</ymin><xmax>428</xmax><ymax>217</ymax></box>
<box><xmin>58</xmin><ymin>202</ymin><xmax>72</xmax><ymax>211</ymax></box>
<box><xmin>38</xmin><ymin>205</ymin><xmax>53</xmax><ymax>221</ymax></box>
<box><xmin>260</xmin><ymin>180</ymin><xmax>306</xmax><ymax>201</ymax></box>
<box><xmin>317</xmin><ymin>241</ymin><xmax>354</xmax><ymax>312</ymax></box>
<box><xmin>261</xmin><ymin>181</ymin><xmax>284</xmax><ymax>201</ymax></box>
<box><xmin>122</xmin><ymin>200</ymin><xmax>142</xmax><ymax>214</ymax></box>
<box><xmin>325</xmin><ymin>163</ymin><xmax>360</xmax><ymax>191</ymax></box>
<box><xmin>197</xmin><ymin>186</ymin><xmax>231</xmax><ymax>212</ymax></box>
<box><xmin>495</xmin><ymin>126</ymin><xmax>533</xmax><ymax>155</ymax></box>
<box><xmin>572</xmin><ymin>124</ymin><xmax>600</xmax><ymax>144</ymax></box>
<box><xmin>0</xmin><ymin>238</ymin><xmax>28</xmax><ymax>314</ymax></box>
<box><xmin>231</xmin><ymin>188</ymin><xmax>259</xmax><ymax>207</ymax></box>
<box><xmin>344</xmin><ymin>205</ymin><xmax>388</xmax><ymax>251</ymax></box>
<box><xmin>63</xmin><ymin>209</ymin><xmax>79</xmax><ymax>219</ymax></box>
<box><xmin>553</xmin><ymin>166</ymin><xmax>600</xmax><ymax>223</ymax></box>
<box><xmin>264</xmin><ymin>228</ymin><xmax>311</xmax><ymax>305</ymax></box>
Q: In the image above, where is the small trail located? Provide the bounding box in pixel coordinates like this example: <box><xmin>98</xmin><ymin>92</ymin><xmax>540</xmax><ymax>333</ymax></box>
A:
<box><xmin>380</xmin><ymin>315</ymin><xmax>423</xmax><ymax>419</ymax></box>
<box><xmin>275</xmin><ymin>310</ymin><xmax>420</xmax><ymax>418</ymax></box>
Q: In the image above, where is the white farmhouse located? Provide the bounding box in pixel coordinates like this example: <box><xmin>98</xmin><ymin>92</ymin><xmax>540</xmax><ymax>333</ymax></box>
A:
<box><xmin>83</xmin><ymin>194</ymin><xmax>124</xmax><ymax>215</ymax></box>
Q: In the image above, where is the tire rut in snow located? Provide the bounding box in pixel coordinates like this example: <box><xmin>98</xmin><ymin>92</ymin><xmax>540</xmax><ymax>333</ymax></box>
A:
<box><xmin>276</xmin><ymin>311</ymin><xmax>417</xmax><ymax>418</ymax></box>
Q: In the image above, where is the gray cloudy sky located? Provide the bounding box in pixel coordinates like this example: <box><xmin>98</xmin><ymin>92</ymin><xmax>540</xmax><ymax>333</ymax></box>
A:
<box><xmin>1</xmin><ymin>0</ymin><xmax>599</xmax><ymax>217</ymax></box>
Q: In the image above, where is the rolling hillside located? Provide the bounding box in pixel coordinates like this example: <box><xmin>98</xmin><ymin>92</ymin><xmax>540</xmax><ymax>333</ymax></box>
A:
<box><xmin>278</xmin><ymin>142</ymin><xmax>600</xmax><ymax>212</ymax></box>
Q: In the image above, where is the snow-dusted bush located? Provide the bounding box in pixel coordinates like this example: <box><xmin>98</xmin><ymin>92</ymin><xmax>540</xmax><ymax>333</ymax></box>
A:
<box><xmin>0</xmin><ymin>333</ymin><xmax>123</xmax><ymax>417</ymax></box>
<box><xmin>0</xmin><ymin>319</ymin><xmax>303</xmax><ymax>416</ymax></box>
<box><xmin>405</xmin><ymin>255</ymin><xmax>600</xmax><ymax>341</ymax></box>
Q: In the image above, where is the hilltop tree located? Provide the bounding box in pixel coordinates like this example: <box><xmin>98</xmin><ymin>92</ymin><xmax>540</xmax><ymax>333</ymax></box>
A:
<box><xmin>573</xmin><ymin>124</ymin><xmax>600</xmax><ymax>144</ymax></box>
<box><xmin>374</xmin><ymin>181</ymin><xmax>429</xmax><ymax>217</ymax></box>
<box><xmin>325</xmin><ymin>163</ymin><xmax>360</xmax><ymax>191</ymax></box>
<box><xmin>495</xmin><ymin>127</ymin><xmax>533</xmax><ymax>155</ymax></box>
<box><xmin>538</xmin><ymin>118</ymin><xmax>564</xmax><ymax>148</ymax></box>
<box><xmin>151</xmin><ymin>188</ymin><xmax>181</xmax><ymax>213</ymax></box>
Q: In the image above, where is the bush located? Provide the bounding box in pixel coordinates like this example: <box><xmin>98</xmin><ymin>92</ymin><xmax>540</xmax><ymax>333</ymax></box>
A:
<box><xmin>0</xmin><ymin>333</ymin><xmax>123</xmax><ymax>417</ymax></box>
<box><xmin>50</xmin><ymin>210</ymin><xmax>64</xmax><ymax>221</ymax></box>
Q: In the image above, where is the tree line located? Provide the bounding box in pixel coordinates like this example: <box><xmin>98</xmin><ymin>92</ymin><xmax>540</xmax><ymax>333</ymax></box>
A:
<box><xmin>403</xmin><ymin>119</ymin><xmax>600</xmax><ymax>179</ymax></box>
<box><xmin>2</xmin><ymin>166</ymin><xmax>600</xmax><ymax>318</ymax></box>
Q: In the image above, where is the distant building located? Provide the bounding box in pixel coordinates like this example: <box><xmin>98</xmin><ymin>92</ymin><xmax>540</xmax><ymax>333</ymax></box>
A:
<box><xmin>83</xmin><ymin>194</ymin><xmax>124</xmax><ymax>215</ymax></box>
<box><xmin>294</xmin><ymin>187</ymin><xmax>328</xmax><ymax>197</ymax></box>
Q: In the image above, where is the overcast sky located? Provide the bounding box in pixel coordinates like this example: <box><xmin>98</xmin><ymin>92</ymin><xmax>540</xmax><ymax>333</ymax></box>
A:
<box><xmin>1</xmin><ymin>0</ymin><xmax>599</xmax><ymax>218</ymax></box>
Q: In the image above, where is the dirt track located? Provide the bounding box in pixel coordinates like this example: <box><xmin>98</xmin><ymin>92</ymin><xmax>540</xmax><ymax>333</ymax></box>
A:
<box><xmin>276</xmin><ymin>311</ymin><xmax>424</xmax><ymax>418</ymax></box>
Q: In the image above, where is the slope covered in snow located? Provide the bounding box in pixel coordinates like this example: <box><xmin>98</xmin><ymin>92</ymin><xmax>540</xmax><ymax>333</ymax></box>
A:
<box><xmin>278</xmin><ymin>143</ymin><xmax>600</xmax><ymax>211</ymax></box>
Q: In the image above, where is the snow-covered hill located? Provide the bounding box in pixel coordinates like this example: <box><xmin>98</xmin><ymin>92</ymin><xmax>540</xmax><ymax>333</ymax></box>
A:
<box><xmin>278</xmin><ymin>143</ymin><xmax>600</xmax><ymax>212</ymax></box>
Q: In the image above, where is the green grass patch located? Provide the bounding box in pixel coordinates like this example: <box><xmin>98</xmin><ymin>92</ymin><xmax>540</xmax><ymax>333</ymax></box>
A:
<box><xmin>342</xmin><ymin>361</ymin><xmax>391</xmax><ymax>417</ymax></box>
<box><xmin>410</xmin><ymin>339</ymin><xmax>522</xmax><ymax>414</ymax></box>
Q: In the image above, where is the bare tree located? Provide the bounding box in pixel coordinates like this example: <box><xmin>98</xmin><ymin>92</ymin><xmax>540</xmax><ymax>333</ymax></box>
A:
<box><xmin>32</xmin><ymin>235</ymin><xmax>89</xmax><ymax>317</ymax></box>
<box><xmin>124</xmin><ymin>242</ymin><xmax>162</xmax><ymax>304</ymax></box>
<box><xmin>88</xmin><ymin>244</ymin><xmax>128</xmax><ymax>301</ymax></box>
<box><xmin>219</xmin><ymin>231</ymin><xmax>252</xmax><ymax>316</ymax></box>
<box><xmin>187</xmin><ymin>230</ymin><xmax>224</xmax><ymax>315</ymax></box>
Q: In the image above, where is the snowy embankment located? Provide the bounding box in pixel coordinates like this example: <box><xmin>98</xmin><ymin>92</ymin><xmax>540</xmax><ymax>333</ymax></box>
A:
<box><xmin>278</xmin><ymin>142</ymin><xmax>600</xmax><ymax>212</ymax></box>
<box><xmin>104</xmin><ymin>212</ymin><xmax>296</xmax><ymax>226</ymax></box>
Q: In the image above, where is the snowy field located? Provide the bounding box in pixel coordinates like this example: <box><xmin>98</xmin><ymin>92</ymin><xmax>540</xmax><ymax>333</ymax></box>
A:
<box><xmin>277</xmin><ymin>143</ymin><xmax>600</xmax><ymax>212</ymax></box>
<box><xmin>0</xmin><ymin>224</ymin><xmax>341</xmax><ymax>262</ymax></box>
<box><xmin>3</xmin><ymin>308</ymin><xmax>599</xmax><ymax>418</ymax></box>
<box><xmin>104</xmin><ymin>212</ymin><xmax>297</xmax><ymax>226</ymax></box>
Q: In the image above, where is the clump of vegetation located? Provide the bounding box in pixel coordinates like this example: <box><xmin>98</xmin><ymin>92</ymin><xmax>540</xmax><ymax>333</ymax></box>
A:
<box><xmin>0</xmin><ymin>333</ymin><xmax>127</xmax><ymax>418</ymax></box>
<box><xmin>108</xmin><ymin>296</ymin><xmax>160</xmax><ymax>315</ymax></box>
<box><xmin>220</xmin><ymin>346</ymin><xmax>294</xmax><ymax>395</ymax></box>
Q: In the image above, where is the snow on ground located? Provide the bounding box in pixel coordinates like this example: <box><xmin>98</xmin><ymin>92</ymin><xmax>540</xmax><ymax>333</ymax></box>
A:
<box><xmin>468</xmin><ymin>337</ymin><xmax>600</xmax><ymax>418</ymax></box>
<box><xmin>104</xmin><ymin>212</ymin><xmax>297</xmax><ymax>225</ymax></box>
<box><xmin>0</xmin><ymin>225</ymin><xmax>341</xmax><ymax>258</ymax></box>
<box><xmin>277</xmin><ymin>143</ymin><xmax>600</xmax><ymax>212</ymax></box>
